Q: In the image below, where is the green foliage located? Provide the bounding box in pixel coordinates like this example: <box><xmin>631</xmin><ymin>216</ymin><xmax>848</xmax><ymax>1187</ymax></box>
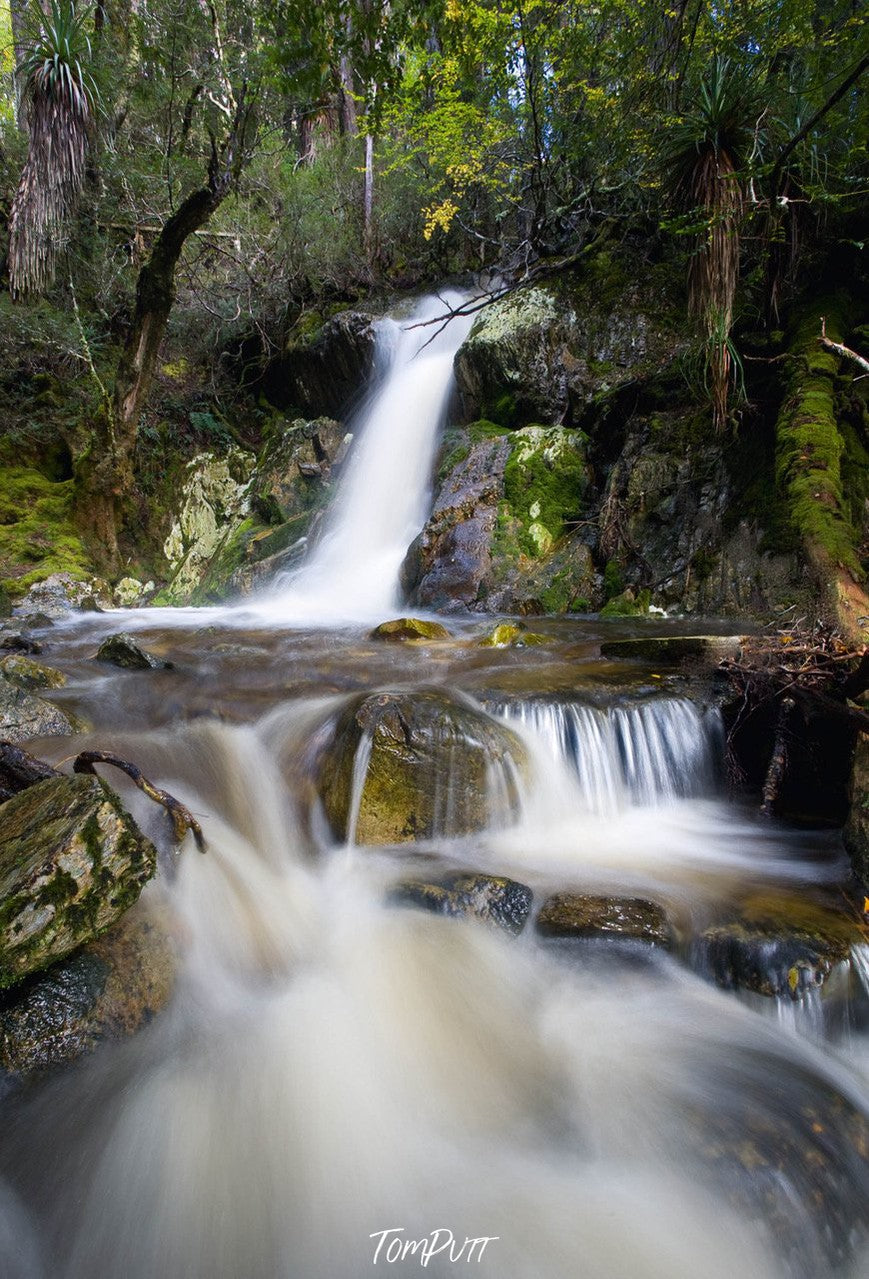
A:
<box><xmin>0</xmin><ymin>467</ymin><xmax>90</xmax><ymax>595</ymax></box>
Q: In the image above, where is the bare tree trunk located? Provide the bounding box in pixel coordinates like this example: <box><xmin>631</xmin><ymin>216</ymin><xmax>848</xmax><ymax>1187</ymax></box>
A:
<box><xmin>338</xmin><ymin>56</ymin><xmax>357</xmax><ymax>135</ymax></box>
<box><xmin>77</xmin><ymin>101</ymin><xmax>248</xmax><ymax>569</ymax></box>
<box><xmin>9</xmin><ymin>0</ymin><xmax>28</xmax><ymax>132</ymax></box>
<box><xmin>363</xmin><ymin>131</ymin><xmax>374</xmax><ymax>262</ymax></box>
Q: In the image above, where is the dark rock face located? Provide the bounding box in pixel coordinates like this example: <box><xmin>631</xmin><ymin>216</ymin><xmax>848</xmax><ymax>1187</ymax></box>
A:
<box><xmin>390</xmin><ymin>872</ymin><xmax>533</xmax><ymax>934</ymax></box>
<box><xmin>0</xmin><ymin>903</ymin><xmax>174</xmax><ymax>1080</ymax></box>
<box><xmin>316</xmin><ymin>689</ymin><xmax>528</xmax><ymax>844</ymax></box>
<box><xmin>0</xmin><ymin>673</ymin><xmax>75</xmax><ymax>741</ymax></box>
<box><xmin>96</xmin><ymin>633</ymin><xmax>171</xmax><ymax>671</ymax></box>
<box><xmin>0</xmin><ymin>775</ymin><xmax>158</xmax><ymax>987</ymax></box>
<box><xmin>0</xmin><ymin>742</ymin><xmax>59</xmax><ymax>802</ymax></box>
<box><xmin>536</xmin><ymin>893</ymin><xmax>673</xmax><ymax>946</ymax></box>
<box><xmin>691</xmin><ymin>893</ymin><xmax>859</xmax><ymax>999</ymax></box>
<box><xmin>845</xmin><ymin>734</ymin><xmax>869</xmax><ymax>890</ymax></box>
<box><xmin>263</xmin><ymin>311</ymin><xmax>377</xmax><ymax>417</ymax></box>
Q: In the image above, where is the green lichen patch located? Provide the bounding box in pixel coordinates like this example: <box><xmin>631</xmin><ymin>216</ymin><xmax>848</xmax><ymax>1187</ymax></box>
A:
<box><xmin>0</xmin><ymin>468</ymin><xmax>90</xmax><ymax>598</ymax></box>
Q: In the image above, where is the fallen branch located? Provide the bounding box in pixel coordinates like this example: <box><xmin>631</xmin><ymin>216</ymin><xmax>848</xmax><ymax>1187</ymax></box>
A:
<box><xmin>73</xmin><ymin>751</ymin><xmax>206</xmax><ymax>852</ymax></box>
<box><xmin>820</xmin><ymin>317</ymin><xmax>869</xmax><ymax>376</ymax></box>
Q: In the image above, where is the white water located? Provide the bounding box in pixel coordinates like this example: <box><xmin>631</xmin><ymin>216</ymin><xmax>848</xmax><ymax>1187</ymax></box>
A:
<box><xmin>250</xmin><ymin>290</ymin><xmax>476</xmax><ymax>625</ymax></box>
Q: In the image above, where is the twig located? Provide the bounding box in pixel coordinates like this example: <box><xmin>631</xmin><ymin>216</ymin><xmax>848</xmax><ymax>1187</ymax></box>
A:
<box><xmin>73</xmin><ymin>751</ymin><xmax>206</xmax><ymax>852</ymax></box>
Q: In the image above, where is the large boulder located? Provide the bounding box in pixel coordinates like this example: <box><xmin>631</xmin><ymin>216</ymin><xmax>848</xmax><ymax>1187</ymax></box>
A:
<box><xmin>454</xmin><ymin>276</ymin><xmax>682</xmax><ymax>426</ymax></box>
<box><xmin>162</xmin><ymin>448</ymin><xmax>256</xmax><ymax>603</ymax></box>
<box><xmin>0</xmin><ymin>774</ymin><xmax>158</xmax><ymax>987</ymax></box>
<box><xmin>405</xmin><ymin>423</ymin><xmax>593</xmax><ymax>613</ymax></box>
<box><xmin>251</xmin><ymin>416</ymin><xmax>348</xmax><ymax>526</ymax></box>
<box><xmin>0</xmin><ymin>901</ymin><xmax>174</xmax><ymax>1081</ymax></box>
<box><xmin>262</xmin><ymin>310</ymin><xmax>377</xmax><ymax>417</ymax></box>
<box><xmin>316</xmin><ymin>689</ymin><xmax>528</xmax><ymax>844</ymax></box>
<box><xmin>0</xmin><ymin>674</ymin><xmax>75</xmax><ymax>742</ymax></box>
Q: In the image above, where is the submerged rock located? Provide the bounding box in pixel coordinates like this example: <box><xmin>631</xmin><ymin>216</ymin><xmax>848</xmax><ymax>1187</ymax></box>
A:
<box><xmin>692</xmin><ymin>893</ymin><xmax>861</xmax><ymax>999</ymax></box>
<box><xmin>96</xmin><ymin>633</ymin><xmax>171</xmax><ymax>671</ymax></box>
<box><xmin>536</xmin><ymin>893</ymin><xmax>673</xmax><ymax>946</ymax></box>
<box><xmin>317</xmin><ymin>689</ymin><xmax>528</xmax><ymax>844</ymax></box>
<box><xmin>599</xmin><ymin>636</ymin><xmax>742</xmax><ymax>664</ymax></box>
<box><xmin>0</xmin><ymin>774</ymin><xmax>158</xmax><ymax>987</ymax></box>
<box><xmin>370</xmin><ymin>618</ymin><xmax>451</xmax><ymax>642</ymax></box>
<box><xmin>0</xmin><ymin>901</ymin><xmax>174</xmax><ymax>1080</ymax></box>
<box><xmin>0</xmin><ymin>673</ymin><xmax>75</xmax><ymax>741</ymax></box>
<box><xmin>389</xmin><ymin>872</ymin><xmax>532</xmax><ymax>934</ymax></box>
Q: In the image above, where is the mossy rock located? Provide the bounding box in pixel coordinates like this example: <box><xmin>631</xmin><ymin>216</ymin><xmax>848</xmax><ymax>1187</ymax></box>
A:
<box><xmin>536</xmin><ymin>893</ymin><xmax>673</xmax><ymax>946</ymax></box>
<box><xmin>0</xmin><ymin>775</ymin><xmax>158</xmax><ymax>988</ymax></box>
<box><xmin>317</xmin><ymin>689</ymin><xmax>528</xmax><ymax>844</ymax></box>
<box><xmin>389</xmin><ymin>872</ymin><xmax>532</xmax><ymax>934</ymax></box>
<box><xmin>370</xmin><ymin>618</ymin><xmax>452</xmax><ymax>642</ymax></box>
<box><xmin>599</xmin><ymin>589</ymin><xmax>651</xmax><ymax>617</ymax></box>
<box><xmin>692</xmin><ymin>891</ymin><xmax>864</xmax><ymax>999</ymax></box>
<box><xmin>0</xmin><ymin>655</ymin><xmax>66</xmax><ymax>692</ymax></box>
<box><xmin>478</xmin><ymin>623</ymin><xmax>550</xmax><ymax>648</ymax></box>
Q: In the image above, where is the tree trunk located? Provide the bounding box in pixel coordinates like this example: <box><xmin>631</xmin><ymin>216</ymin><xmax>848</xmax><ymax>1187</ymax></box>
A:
<box><xmin>9</xmin><ymin>0</ymin><xmax>28</xmax><ymax>132</ymax></box>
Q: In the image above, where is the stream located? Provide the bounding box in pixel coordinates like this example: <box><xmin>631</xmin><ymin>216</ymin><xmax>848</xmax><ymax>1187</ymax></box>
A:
<box><xmin>0</xmin><ymin>294</ymin><xmax>866</xmax><ymax>1279</ymax></box>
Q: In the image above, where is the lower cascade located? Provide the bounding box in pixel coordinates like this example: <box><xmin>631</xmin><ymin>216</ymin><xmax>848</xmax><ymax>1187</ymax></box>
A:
<box><xmin>0</xmin><ymin>614</ymin><xmax>866</xmax><ymax>1279</ymax></box>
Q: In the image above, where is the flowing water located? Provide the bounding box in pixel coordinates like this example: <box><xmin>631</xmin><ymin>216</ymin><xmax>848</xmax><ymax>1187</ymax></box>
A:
<box><xmin>0</xmin><ymin>295</ymin><xmax>867</xmax><ymax>1279</ymax></box>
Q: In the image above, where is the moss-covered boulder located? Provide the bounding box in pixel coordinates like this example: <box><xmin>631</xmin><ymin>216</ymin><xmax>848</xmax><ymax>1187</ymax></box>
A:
<box><xmin>162</xmin><ymin>449</ymin><xmax>255</xmax><ymax>603</ymax></box>
<box><xmin>692</xmin><ymin>892</ymin><xmax>863</xmax><ymax>999</ymax></box>
<box><xmin>317</xmin><ymin>689</ymin><xmax>528</xmax><ymax>844</ymax></box>
<box><xmin>0</xmin><ymin>674</ymin><xmax>75</xmax><ymax>742</ymax></box>
<box><xmin>0</xmin><ymin>901</ymin><xmax>174</xmax><ymax>1081</ymax></box>
<box><xmin>252</xmin><ymin>415</ymin><xmax>346</xmax><ymax>525</ymax></box>
<box><xmin>96</xmin><ymin>633</ymin><xmax>171</xmax><ymax>671</ymax></box>
<box><xmin>0</xmin><ymin>655</ymin><xmax>65</xmax><ymax>691</ymax></box>
<box><xmin>389</xmin><ymin>872</ymin><xmax>532</xmax><ymax>934</ymax></box>
<box><xmin>406</xmin><ymin>423</ymin><xmax>593</xmax><ymax>613</ymax></box>
<box><xmin>370</xmin><ymin>617</ymin><xmax>451</xmax><ymax>642</ymax></box>
<box><xmin>0</xmin><ymin>774</ymin><xmax>158</xmax><ymax>987</ymax></box>
<box><xmin>536</xmin><ymin>893</ymin><xmax>674</xmax><ymax>946</ymax></box>
<box><xmin>478</xmin><ymin>623</ymin><xmax>549</xmax><ymax>647</ymax></box>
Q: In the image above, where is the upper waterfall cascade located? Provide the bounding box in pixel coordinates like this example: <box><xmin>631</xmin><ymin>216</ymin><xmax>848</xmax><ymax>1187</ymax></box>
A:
<box><xmin>253</xmin><ymin>289</ymin><xmax>476</xmax><ymax>624</ymax></box>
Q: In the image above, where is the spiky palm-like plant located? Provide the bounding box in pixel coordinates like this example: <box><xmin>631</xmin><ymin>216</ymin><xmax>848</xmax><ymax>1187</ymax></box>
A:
<box><xmin>8</xmin><ymin>0</ymin><xmax>98</xmax><ymax>298</ymax></box>
<box><xmin>667</xmin><ymin>58</ymin><xmax>757</xmax><ymax>430</ymax></box>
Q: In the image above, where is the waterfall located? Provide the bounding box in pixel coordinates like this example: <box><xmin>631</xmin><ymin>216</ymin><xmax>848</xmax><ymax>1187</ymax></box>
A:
<box><xmin>493</xmin><ymin>697</ymin><xmax>723</xmax><ymax>815</ymax></box>
<box><xmin>255</xmin><ymin>290</ymin><xmax>476</xmax><ymax>625</ymax></box>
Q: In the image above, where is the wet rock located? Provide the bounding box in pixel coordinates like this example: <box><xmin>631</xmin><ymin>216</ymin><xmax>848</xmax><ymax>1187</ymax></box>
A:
<box><xmin>0</xmin><ymin>742</ymin><xmax>59</xmax><ymax>802</ymax></box>
<box><xmin>96</xmin><ymin>633</ymin><xmax>172</xmax><ymax>671</ymax></box>
<box><xmin>317</xmin><ymin>689</ymin><xmax>528</xmax><ymax>844</ymax></box>
<box><xmin>0</xmin><ymin>632</ymin><xmax>42</xmax><ymax>655</ymax></box>
<box><xmin>0</xmin><ymin>774</ymin><xmax>158</xmax><ymax>987</ymax></box>
<box><xmin>692</xmin><ymin>893</ymin><xmax>860</xmax><ymax>999</ymax></box>
<box><xmin>0</xmin><ymin>902</ymin><xmax>174</xmax><ymax>1080</ymax></box>
<box><xmin>0</xmin><ymin>654</ymin><xmax>65</xmax><ymax>691</ymax></box>
<box><xmin>252</xmin><ymin>416</ymin><xmax>346</xmax><ymax>525</ymax></box>
<box><xmin>0</xmin><ymin>674</ymin><xmax>75</xmax><ymax>741</ymax></box>
<box><xmin>263</xmin><ymin>310</ymin><xmax>377</xmax><ymax>417</ymax></box>
<box><xmin>162</xmin><ymin>448</ymin><xmax>255</xmax><ymax>603</ymax></box>
<box><xmin>408</xmin><ymin>424</ymin><xmax>592</xmax><ymax>614</ymax></box>
<box><xmin>536</xmin><ymin>893</ymin><xmax>673</xmax><ymax>946</ymax></box>
<box><xmin>844</xmin><ymin>733</ymin><xmax>869</xmax><ymax>890</ymax></box>
<box><xmin>478</xmin><ymin>623</ymin><xmax>549</xmax><ymax>648</ymax></box>
<box><xmin>370</xmin><ymin>618</ymin><xmax>451</xmax><ymax>642</ymax></box>
<box><xmin>390</xmin><ymin>872</ymin><xmax>532</xmax><ymax>934</ymax></box>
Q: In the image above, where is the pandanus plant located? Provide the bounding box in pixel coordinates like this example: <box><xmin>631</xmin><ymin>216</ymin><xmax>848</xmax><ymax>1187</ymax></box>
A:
<box><xmin>667</xmin><ymin>57</ymin><xmax>758</xmax><ymax>430</ymax></box>
<box><xmin>8</xmin><ymin>0</ymin><xmax>98</xmax><ymax>298</ymax></box>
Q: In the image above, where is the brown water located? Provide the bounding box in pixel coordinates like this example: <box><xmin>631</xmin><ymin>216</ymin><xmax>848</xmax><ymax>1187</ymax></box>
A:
<box><xmin>0</xmin><ymin>609</ymin><xmax>866</xmax><ymax>1279</ymax></box>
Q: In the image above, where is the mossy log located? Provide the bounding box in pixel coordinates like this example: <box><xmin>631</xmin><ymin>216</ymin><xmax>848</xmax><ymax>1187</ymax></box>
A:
<box><xmin>775</xmin><ymin>301</ymin><xmax>869</xmax><ymax>643</ymax></box>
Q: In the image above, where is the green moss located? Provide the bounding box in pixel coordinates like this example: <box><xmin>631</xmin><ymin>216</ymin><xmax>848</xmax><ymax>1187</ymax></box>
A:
<box><xmin>775</xmin><ymin>303</ymin><xmax>862</xmax><ymax>576</ymax></box>
<box><xmin>503</xmin><ymin>427</ymin><xmax>587</xmax><ymax>559</ymax></box>
<box><xmin>36</xmin><ymin>869</ymin><xmax>79</xmax><ymax>908</ymax></box>
<box><xmin>0</xmin><ymin>467</ymin><xmax>90</xmax><ymax>597</ymax></box>
<box><xmin>603</xmin><ymin>560</ymin><xmax>624</xmax><ymax>600</ymax></box>
<box><xmin>187</xmin><ymin>517</ymin><xmax>262</xmax><ymax>605</ymax></box>
<box><xmin>600</xmin><ymin>589</ymin><xmax>651</xmax><ymax>617</ymax></box>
